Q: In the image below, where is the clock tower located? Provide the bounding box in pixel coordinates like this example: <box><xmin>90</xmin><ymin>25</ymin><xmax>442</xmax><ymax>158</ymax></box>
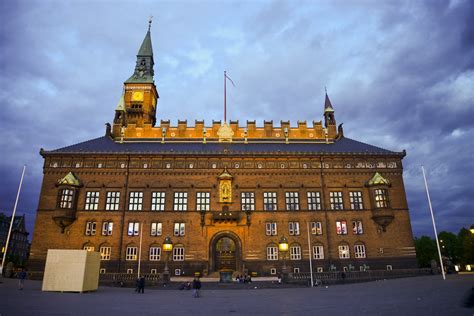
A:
<box><xmin>114</xmin><ymin>19</ymin><xmax>159</xmax><ymax>131</ymax></box>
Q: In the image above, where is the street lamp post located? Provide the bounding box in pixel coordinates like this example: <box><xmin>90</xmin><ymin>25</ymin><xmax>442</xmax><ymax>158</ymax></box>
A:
<box><xmin>162</xmin><ymin>236</ymin><xmax>173</xmax><ymax>285</ymax></box>
<box><xmin>279</xmin><ymin>236</ymin><xmax>289</xmax><ymax>283</ymax></box>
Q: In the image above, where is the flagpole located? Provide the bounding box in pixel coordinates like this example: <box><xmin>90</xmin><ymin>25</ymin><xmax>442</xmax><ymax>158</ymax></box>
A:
<box><xmin>306</xmin><ymin>222</ymin><xmax>314</xmax><ymax>287</ymax></box>
<box><xmin>1</xmin><ymin>165</ymin><xmax>26</xmax><ymax>276</ymax></box>
<box><xmin>138</xmin><ymin>222</ymin><xmax>143</xmax><ymax>278</ymax></box>
<box><xmin>224</xmin><ymin>70</ymin><xmax>227</xmax><ymax>123</ymax></box>
<box><xmin>421</xmin><ymin>166</ymin><xmax>445</xmax><ymax>280</ymax></box>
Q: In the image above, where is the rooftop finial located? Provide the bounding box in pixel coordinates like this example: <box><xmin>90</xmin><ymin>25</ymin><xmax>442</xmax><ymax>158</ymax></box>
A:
<box><xmin>148</xmin><ymin>15</ymin><xmax>153</xmax><ymax>31</ymax></box>
<box><xmin>325</xmin><ymin>86</ymin><xmax>327</xmax><ymax>94</ymax></box>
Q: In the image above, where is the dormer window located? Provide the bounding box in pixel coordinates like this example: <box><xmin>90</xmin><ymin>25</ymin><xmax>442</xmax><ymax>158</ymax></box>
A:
<box><xmin>58</xmin><ymin>189</ymin><xmax>74</xmax><ymax>209</ymax></box>
<box><xmin>374</xmin><ymin>189</ymin><xmax>389</xmax><ymax>208</ymax></box>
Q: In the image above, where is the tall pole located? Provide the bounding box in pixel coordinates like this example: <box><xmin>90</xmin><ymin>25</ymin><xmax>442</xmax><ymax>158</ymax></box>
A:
<box><xmin>137</xmin><ymin>222</ymin><xmax>143</xmax><ymax>278</ymax></box>
<box><xmin>224</xmin><ymin>70</ymin><xmax>227</xmax><ymax>123</ymax></box>
<box><xmin>1</xmin><ymin>165</ymin><xmax>26</xmax><ymax>275</ymax></box>
<box><xmin>421</xmin><ymin>166</ymin><xmax>446</xmax><ymax>280</ymax></box>
<box><xmin>306</xmin><ymin>222</ymin><xmax>314</xmax><ymax>287</ymax></box>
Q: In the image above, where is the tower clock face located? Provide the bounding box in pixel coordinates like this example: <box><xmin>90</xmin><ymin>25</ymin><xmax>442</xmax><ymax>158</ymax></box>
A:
<box><xmin>132</xmin><ymin>91</ymin><xmax>144</xmax><ymax>102</ymax></box>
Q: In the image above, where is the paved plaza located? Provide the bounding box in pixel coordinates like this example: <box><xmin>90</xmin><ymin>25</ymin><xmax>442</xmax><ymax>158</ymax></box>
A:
<box><xmin>0</xmin><ymin>275</ymin><xmax>473</xmax><ymax>315</ymax></box>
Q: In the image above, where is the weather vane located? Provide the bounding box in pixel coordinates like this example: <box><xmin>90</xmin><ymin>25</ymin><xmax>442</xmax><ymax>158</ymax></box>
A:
<box><xmin>148</xmin><ymin>15</ymin><xmax>153</xmax><ymax>31</ymax></box>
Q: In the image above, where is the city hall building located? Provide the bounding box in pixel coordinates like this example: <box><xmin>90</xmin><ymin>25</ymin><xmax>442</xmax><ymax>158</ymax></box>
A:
<box><xmin>29</xmin><ymin>24</ymin><xmax>417</xmax><ymax>277</ymax></box>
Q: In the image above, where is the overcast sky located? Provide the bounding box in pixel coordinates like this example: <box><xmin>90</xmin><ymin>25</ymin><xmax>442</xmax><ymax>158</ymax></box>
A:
<box><xmin>0</xmin><ymin>0</ymin><xmax>472</xmax><ymax>239</ymax></box>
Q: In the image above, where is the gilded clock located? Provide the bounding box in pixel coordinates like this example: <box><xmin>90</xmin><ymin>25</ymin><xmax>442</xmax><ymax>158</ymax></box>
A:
<box><xmin>132</xmin><ymin>91</ymin><xmax>144</xmax><ymax>102</ymax></box>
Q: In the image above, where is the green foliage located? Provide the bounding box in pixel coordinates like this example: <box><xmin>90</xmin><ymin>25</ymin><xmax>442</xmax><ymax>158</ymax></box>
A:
<box><xmin>414</xmin><ymin>236</ymin><xmax>437</xmax><ymax>268</ymax></box>
<box><xmin>458</xmin><ymin>228</ymin><xmax>474</xmax><ymax>266</ymax></box>
<box><xmin>438</xmin><ymin>231</ymin><xmax>461</xmax><ymax>263</ymax></box>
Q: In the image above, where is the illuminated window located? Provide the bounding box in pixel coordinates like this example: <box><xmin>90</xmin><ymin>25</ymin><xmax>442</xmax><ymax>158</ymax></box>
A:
<box><xmin>310</xmin><ymin>221</ymin><xmax>323</xmax><ymax>235</ymax></box>
<box><xmin>126</xmin><ymin>246</ymin><xmax>138</xmax><ymax>261</ymax></box>
<box><xmin>85</xmin><ymin>221</ymin><xmax>96</xmax><ymax>236</ymax></box>
<box><xmin>355</xmin><ymin>244</ymin><xmax>366</xmax><ymax>258</ymax></box>
<box><xmin>307</xmin><ymin>192</ymin><xmax>321</xmax><ymax>210</ymax></box>
<box><xmin>263</xmin><ymin>192</ymin><xmax>277</xmax><ymax>211</ymax></box>
<box><xmin>128</xmin><ymin>191</ymin><xmax>143</xmax><ymax>211</ymax></box>
<box><xmin>313</xmin><ymin>245</ymin><xmax>324</xmax><ymax>259</ymax></box>
<box><xmin>173</xmin><ymin>246</ymin><xmax>185</xmax><ymax>261</ymax></box>
<box><xmin>290</xmin><ymin>244</ymin><xmax>302</xmax><ymax>260</ymax></box>
<box><xmin>285</xmin><ymin>192</ymin><xmax>300</xmax><ymax>210</ymax></box>
<box><xmin>196</xmin><ymin>192</ymin><xmax>210</xmax><ymax>211</ymax></box>
<box><xmin>330</xmin><ymin>191</ymin><xmax>344</xmax><ymax>210</ymax></box>
<box><xmin>349</xmin><ymin>191</ymin><xmax>363</xmax><ymax>210</ymax></box>
<box><xmin>241</xmin><ymin>192</ymin><xmax>255</xmax><ymax>211</ymax></box>
<box><xmin>265</xmin><ymin>222</ymin><xmax>277</xmax><ymax>236</ymax></box>
<box><xmin>102</xmin><ymin>222</ymin><xmax>113</xmax><ymax>236</ymax></box>
<box><xmin>105</xmin><ymin>191</ymin><xmax>120</xmax><ymax>211</ymax></box>
<box><xmin>85</xmin><ymin>191</ymin><xmax>100</xmax><ymax>210</ymax></box>
<box><xmin>149</xmin><ymin>247</ymin><xmax>161</xmax><ymax>261</ymax></box>
<box><xmin>266</xmin><ymin>246</ymin><xmax>278</xmax><ymax>260</ymax></box>
<box><xmin>289</xmin><ymin>222</ymin><xmax>300</xmax><ymax>236</ymax></box>
<box><xmin>174</xmin><ymin>223</ymin><xmax>185</xmax><ymax>237</ymax></box>
<box><xmin>100</xmin><ymin>246</ymin><xmax>111</xmax><ymax>260</ymax></box>
<box><xmin>83</xmin><ymin>245</ymin><xmax>95</xmax><ymax>252</ymax></box>
<box><xmin>352</xmin><ymin>220</ymin><xmax>363</xmax><ymax>235</ymax></box>
<box><xmin>374</xmin><ymin>189</ymin><xmax>389</xmax><ymax>208</ymax></box>
<box><xmin>336</xmin><ymin>220</ymin><xmax>348</xmax><ymax>235</ymax></box>
<box><xmin>173</xmin><ymin>192</ymin><xmax>188</xmax><ymax>211</ymax></box>
<box><xmin>58</xmin><ymin>188</ymin><xmax>74</xmax><ymax>209</ymax></box>
<box><xmin>127</xmin><ymin>222</ymin><xmax>140</xmax><ymax>236</ymax></box>
<box><xmin>151</xmin><ymin>192</ymin><xmax>166</xmax><ymax>211</ymax></box>
<box><xmin>338</xmin><ymin>244</ymin><xmax>350</xmax><ymax>259</ymax></box>
<box><xmin>150</xmin><ymin>222</ymin><xmax>162</xmax><ymax>236</ymax></box>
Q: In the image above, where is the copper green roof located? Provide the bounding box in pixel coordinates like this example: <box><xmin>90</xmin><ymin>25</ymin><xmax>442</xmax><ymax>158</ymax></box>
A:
<box><xmin>137</xmin><ymin>30</ymin><xmax>153</xmax><ymax>56</ymax></box>
<box><xmin>367</xmin><ymin>172</ymin><xmax>391</xmax><ymax>186</ymax></box>
<box><xmin>57</xmin><ymin>172</ymin><xmax>81</xmax><ymax>186</ymax></box>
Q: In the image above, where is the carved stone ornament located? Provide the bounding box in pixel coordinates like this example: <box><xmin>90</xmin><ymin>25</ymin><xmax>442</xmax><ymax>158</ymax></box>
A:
<box><xmin>217</xmin><ymin>123</ymin><xmax>234</xmax><ymax>142</ymax></box>
<box><xmin>218</xmin><ymin>168</ymin><xmax>233</xmax><ymax>203</ymax></box>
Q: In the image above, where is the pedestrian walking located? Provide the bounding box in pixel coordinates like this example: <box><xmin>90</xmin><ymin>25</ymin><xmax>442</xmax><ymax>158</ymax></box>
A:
<box><xmin>18</xmin><ymin>269</ymin><xmax>27</xmax><ymax>290</ymax></box>
<box><xmin>192</xmin><ymin>277</ymin><xmax>201</xmax><ymax>298</ymax></box>
<box><xmin>138</xmin><ymin>275</ymin><xmax>145</xmax><ymax>293</ymax></box>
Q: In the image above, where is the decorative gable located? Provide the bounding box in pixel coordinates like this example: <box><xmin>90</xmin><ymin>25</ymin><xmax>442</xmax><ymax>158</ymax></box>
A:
<box><xmin>367</xmin><ymin>172</ymin><xmax>390</xmax><ymax>186</ymax></box>
<box><xmin>57</xmin><ymin>172</ymin><xmax>81</xmax><ymax>187</ymax></box>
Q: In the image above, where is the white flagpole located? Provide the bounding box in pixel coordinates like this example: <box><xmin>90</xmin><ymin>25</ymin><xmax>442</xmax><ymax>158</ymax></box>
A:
<box><xmin>138</xmin><ymin>222</ymin><xmax>143</xmax><ymax>278</ymax></box>
<box><xmin>306</xmin><ymin>222</ymin><xmax>314</xmax><ymax>287</ymax></box>
<box><xmin>1</xmin><ymin>165</ymin><xmax>26</xmax><ymax>275</ymax></box>
<box><xmin>421</xmin><ymin>166</ymin><xmax>445</xmax><ymax>280</ymax></box>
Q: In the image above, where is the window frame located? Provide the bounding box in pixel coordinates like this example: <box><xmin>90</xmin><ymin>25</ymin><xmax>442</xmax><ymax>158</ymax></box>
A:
<box><xmin>354</xmin><ymin>244</ymin><xmax>366</xmax><ymax>258</ymax></box>
<box><xmin>285</xmin><ymin>192</ymin><xmax>300</xmax><ymax>211</ymax></box>
<box><xmin>330</xmin><ymin>191</ymin><xmax>344</xmax><ymax>210</ymax></box>
<box><xmin>173</xmin><ymin>222</ymin><xmax>185</xmax><ymax>237</ymax></box>
<box><xmin>241</xmin><ymin>192</ymin><xmax>255</xmax><ymax>211</ymax></box>
<box><xmin>310</xmin><ymin>221</ymin><xmax>323</xmax><ymax>235</ymax></box>
<box><xmin>149</xmin><ymin>246</ymin><xmax>162</xmax><ymax>261</ymax></box>
<box><xmin>105</xmin><ymin>191</ymin><xmax>120</xmax><ymax>211</ymax></box>
<box><xmin>173</xmin><ymin>246</ymin><xmax>185</xmax><ymax>261</ymax></box>
<box><xmin>349</xmin><ymin>191</ymin><xmax>364</xmax><ymax>210</ymax></box>
<box><xmin>338</xmin><ymin>244</ymin><xmax>350</xmax><ymax>259</ymax></box>
<box><xmin>263</xmin><ymin>192</ymin><xmax>278</xmax><ymax>211</ymax></box>
<box><xmin>173</xmin><ymin>192</ymin><xmax>188</xmax><ymax>211</ymax></box>
<box><xmin>150</xmin><ymin>222</ymin><xmax>163</xmax><ymax>237</ymax></box>
<box><xmin>266</xmin><ymin>245</ymin><xmax>278</xmax><ymax>260</ymax></box>
<box><xmin>126</xmin><ymin>246</ymin><xmax>138</xmax><ymax>261</ymax></box>
<box><xmin>101</xmin><ymin>221</ymin><xmax>113</xmax><ymax>236</ymax></box>
<box><xmin>196</xmin><ymin>192</ymin><xmax>210</xmax><ymax>211</ymax></box>
<box><xmin>265</xmin><ymin>222</ymin><xmax>277</xmax><ymax>236</ymax></box>
<box><xmin>128</xmin><ymin>191</ymin><xmax>143</xmax><ymax>211</ymax></box>
<box><xmin>290</xmin><ymin>244</ymin><xmax>302</xmax><ymax>260</ymax></box>
<box><xmin>289</xmin><ymin>221</ymin><xmax>300</xmax><ymax>236</ymax></box>
<box><xmin>100</xmin><ymin>246</ymin><xmax>111</xmax><ymax>260</ymax></box>
<box><xmin>151</xmin><ymin>191</ymin><xmax>166</xmax><ymax>211</ymax></box>
<box><xmin>58</xmin><ymin>188</ymin><xmax>75</xmax><ymax>209</ymax></box>
<box><xmin>85</xmin><ymin>221</ymin><xmax>96</xmax><ymax>236</ymax></box>
<box><xmin>312</xmin><ymin>245</ymin><xmax>324</xmax><ymax>259</ymax></box>
<box><xmin>127</xmin><ymin>222</ymin><xmax>140</xmax><ymax>236</ymax></box>
<box><xmin>85</xmin><ymin>191</ymin><xmax>100</xmax><ymax>211</ymax></box>
<box><xmin>307</xmin><ymin>191</ymin><xmax>322</xmax><ymax>210</ymax></box>
<box><xmin>336</xmin><ymin>220</ymin><xmax>348</xmax><ymax>235</ymax></box>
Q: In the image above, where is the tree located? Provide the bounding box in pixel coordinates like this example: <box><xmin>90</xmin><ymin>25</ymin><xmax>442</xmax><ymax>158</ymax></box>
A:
<box><xmin>458</xmin><ymin>227</ymin><xmax>474</xmax><ymax>267</ymax></box>
<box><xmin>414</xmin><ymin>236</ymin><xmax>437</xmax><ymax>268</ymax></box>
<box><xmin>438</xmin><ymin>231</ymin><xmax>460</xmax><ymax>264</ymax></box>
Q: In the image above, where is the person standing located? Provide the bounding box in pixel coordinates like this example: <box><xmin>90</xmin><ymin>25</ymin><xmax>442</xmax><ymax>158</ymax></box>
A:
<box><xmin>192</xmin><ymin>277</ymin><xmax>201</xmax><ymax>298</ymax></box>
<box><xmin>138</xmin><ymin>275</ymin><xmax>145</xmax><ymax>294</ymax></box>
<box><xmin>18</xmin><ymin>269</ymin><xmax>27</xmax><ymax>290</ymax></box>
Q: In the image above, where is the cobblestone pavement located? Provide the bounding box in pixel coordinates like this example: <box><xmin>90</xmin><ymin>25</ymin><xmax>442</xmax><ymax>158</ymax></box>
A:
<box><xmin>0</xmin><ymin>275</ymin><xmax>473</xmax><ymax>316</ymax></box>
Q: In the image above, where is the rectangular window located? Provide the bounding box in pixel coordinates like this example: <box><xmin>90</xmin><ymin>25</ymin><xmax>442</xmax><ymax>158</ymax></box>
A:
<box><xmin>313</xmin><ymin>245</ymin><xmax>324</xmax><ymax>259</ymax></box>
<box><xmin>330</xmin><ymin>191</ymin><xmax>344</xmax><ymax>210</ymax></box>
<box><xmin>105</xmin><ymin>191</ymin><xmax>120</xmax><ymax>211</ymax></box>
<box><xmin>349</xmin><ymin>191</ymin><xmax>363</xmax><ymax>210</ymax></box>
<box><xmin>102</xmin><ymin>222</ymin><xmax>113</xmax><ymax>236</ymax></box>
<box><xmin>85</xmin><ymin>191</ymin><xmax>100</xmax><ymax>211</ymax></box>
<box><xmin>339</xmin><ymin>245</ymin><xmax>350</xmax><ymax>259</ymax></box>
<box><xmin>352</xmin><ymin>220</ymin><xmax>363</xmax><ymax>235</ymax></box>
<box><xmin>149</xmin><ymin>247</ymin><xmax>161</xmax><ymax>261</ymax></box>
<box><xmin>354</xmin><ymin>244</ymin><xmax>366</xmax><ymax>258</ymax></box>
<box><xmin>263</xmin><ymin>192</ymin><xmax>277</xmax><ymax>211</ymax></box>
<box><xmin>310</xmin><ymin>221</ymin><xmax>323</xmax><ymax>235</ymax></box>
<box><xmin>241</xmin><ymin>192</ymin><xmax>255</xmax><ymax>211</ymax></box>
<box><xmin>336</xmin><ymin>220</ymin><xmax>348</xmax><ymax>235</ymax></box>
<box><xmin>289</xmin><ymin>222</ymin><xmax>300</xmax><ymax>236</ymax></box>
<box><xmin>374</xmin><ymin>189</ymin><xmax>389</xmax><ymax>208</ymax></box>
<box><xmin>174</xmin><ymin>223</ymin><xmax>185</xmax><ymax>237</ymax></box>
<box><xmin>196</xmin><ymin>192</ymin><xmax>210</xmax><ymax>211</ymax></box>
<box><xmin>290</xmin><ymin>245</ymin><xmax>302</xmax><ymax>260</ymax></box>
<box><xmin>267</xmin><ymin>246</ymin><xmax>278</xmax><ymax>260</ymax></box>
<box><xmin>128</xmin><ymin>191</ymin><xmax>143</xmax><ymax>211</ymax></box>
<box><xmin>265</xmin><ymin>222</ymin><xmax>277</xmax><ymax>236</ymax></box>
<box><xmin>126</xmin><ymin>246</ymin><xmax>138</xmax><ymax>261</ymax></box>
<box><xmin>59</xmin><ymin>188</ymin><xmax>74</xmax><ymax>209</ymax></box>
<box><xmin>150</xmin><ymin>222</ymin><xmax>162</xmax><ymax>236</ymax></box>
<box><xmin>285</xmin><ymin>192</ymin><xmax>300</xmax><ymax>210</ymax></box>
<box><xmin>85</xmin><ymin>221</ymin><xmax>96</xmax><ymax>236</ymax></box>
<box><xmin>173</xmin><ymin>192</ymin><xmax>188</xmax><ymax>211</ymax></box>
<box><xmin>100</xmin><ymin>246</ymin><xmax>111</xmax><ymax>260</ymax></box>
<box><xmin>151</xmin><ymin>192</ymin><xmax>166</xmax><ymax>211</ymax></box>
<box><xmin>173</xmin><ymin>246</ymin><xmax>185</xmax><ymax>261</ymax></box>
<box><xmin>127</xmin><ymin>222</ymin><xmax>140</xmax><ymax>236</ymax></box>
<box><xmin>307</xmin><ymin>192</ymin><xmax>321</xmax><ymax>210</ymax></box>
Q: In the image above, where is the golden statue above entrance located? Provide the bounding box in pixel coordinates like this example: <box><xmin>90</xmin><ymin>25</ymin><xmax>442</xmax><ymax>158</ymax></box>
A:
<box><xmin>218</xmin><ymin>168</ymin><xmax>233</xmax><ymax>203</ymax></box>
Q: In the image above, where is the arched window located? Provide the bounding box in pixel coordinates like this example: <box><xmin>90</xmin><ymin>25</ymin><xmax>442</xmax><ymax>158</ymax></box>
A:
<box><xmin>126</xmin><ymin>244</ymin><xmax>138</xmax><ymax>261</ymax></box>
<box><xmin>338</xmin><ymin>243</ymin><xmax>350</xmax><ymax>259</ymax></box>
<box><xmin>149</xmin><ymin>244</ymin><xmax>161</xmax><ymax>261</ymax></box>
<box><xmin>354</xmin><ymin>243</ymin><xmax>366</xmax><ymax>258</ymax></box>
<box><xmin>290</xmin><ymin>243</ymin><xmax>302</xmax><ymax>260</ymax></box>
<box><xmin>173</xmin><ymin>244</ymin><xmax>185</xmax><ymax>261</ymax></box>
<box><xmin>83</xmin><ymin>242</ymin><xmax>95</xmax><ymax>252</ymax></box>
<box><xmin>266</xmin><ymin>243</ymin><xmax>278</xmax><ymax>261</ymax></box>
<box><xmin>312</xmin><ymin>244</ymin><xmax>324</xmax><ymax>260</ymax></box>
<box><xmin>99</xmin><ymin>243</ymin><xmax>111</xmax><ymax>260</ymax></box>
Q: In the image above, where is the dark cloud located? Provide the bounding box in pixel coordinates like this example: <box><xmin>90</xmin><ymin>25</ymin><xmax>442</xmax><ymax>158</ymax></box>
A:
<box><xmin>0</xmin><ymin>0</ymin><xmax>472</xmax><ymax>239</ymax></box>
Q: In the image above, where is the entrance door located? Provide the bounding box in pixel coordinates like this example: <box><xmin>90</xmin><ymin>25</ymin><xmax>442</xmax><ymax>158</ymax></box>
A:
<box><xmin>215</xmin><ymin>237</ymin><xmax>236</xmax><ymax>271</ymax></box>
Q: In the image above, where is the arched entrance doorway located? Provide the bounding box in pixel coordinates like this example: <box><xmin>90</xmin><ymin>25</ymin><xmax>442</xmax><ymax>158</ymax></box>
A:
<box><xmin>209</xmin><ymin>232</ymin><xmax>242</xmax><ymax>272</ymax></box>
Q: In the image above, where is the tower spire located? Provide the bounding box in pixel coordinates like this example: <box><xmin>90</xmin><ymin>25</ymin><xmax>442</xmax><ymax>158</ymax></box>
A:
<box><xmin>125</xmin><ymin>19</ymin><xmax>155</xmax><ymax>83</ymax></box>
<box><xmin>324</xmin><ymin>90</ymin><xmax>336</xmax><ymax>127</ymax></box>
